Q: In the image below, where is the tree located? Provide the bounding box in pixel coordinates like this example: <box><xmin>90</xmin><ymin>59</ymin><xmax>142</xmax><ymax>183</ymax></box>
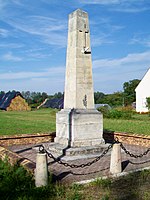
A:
<box><xmin>53</xmin><ymin>92</ymin><xmax>63</xmax><ymax>99</ymax></box>
<box><xmin>21</xmin><ymin>91</ymin><xmax>49</xmax><ymax>107</ymax></box>
<box><xmin>146</xmin><ymin>97</ymin><xmax>150</xmax><ymax>111</ymax></box>
<box><xmin>100</xmin><ymin>92</ymin><xmax>123</xmax><ymax>107</ymax></box>
<box><xmin>41</xmin><ymin>92</ymin><xmax>48</xmax><ymax>101</ymax></box>
<box><xmin>94</xmin><ymin>92</ymin><xmax>105</xmax><ymax>104</ymax></box>
<box><xmin>21</xmin><ymin>91</ymin><xmax>31</xmax><ymax>104</ymax></box>
<box><xmin>0</xmin><ymin>91</ymin><xmax>5</xmax><ymax>95</ymax></box>
<box><xmin>123</xmin><ymin>79</ymin><xmax>140</xmax><ymax>105</ymax></box>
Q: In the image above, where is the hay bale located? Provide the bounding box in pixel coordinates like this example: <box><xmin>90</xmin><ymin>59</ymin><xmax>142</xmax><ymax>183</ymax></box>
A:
<box><xmin>7</xmin><ymin>96</ymin><xmax>31</xmax><ymax>111</ymax></box>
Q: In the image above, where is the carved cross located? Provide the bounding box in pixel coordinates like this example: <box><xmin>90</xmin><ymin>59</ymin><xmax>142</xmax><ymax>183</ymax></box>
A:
<box><xmin>79</xmin><ymin>24</ymin><xmax>91</xmax><ymax>53</ymax></box>
<box><xmin>79</xmin><ymin>24</ymin><xmax>89</xmax><ymax>48</ymax></box>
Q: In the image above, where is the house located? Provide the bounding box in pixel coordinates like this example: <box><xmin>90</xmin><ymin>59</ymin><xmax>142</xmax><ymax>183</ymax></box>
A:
<box><xmin>135</xmin><ymin>68</ymin><xmax>150</xmax><ymax>113</ymax></box>
<box><xmin>0</xmin><ymin>91</ymin><xmax>31</xmax><ymax>111</ymax></box>
<box><xmin>38</xmin><ymin>96</ymin><xmax>64</xmax><ymax>109</ymax></box>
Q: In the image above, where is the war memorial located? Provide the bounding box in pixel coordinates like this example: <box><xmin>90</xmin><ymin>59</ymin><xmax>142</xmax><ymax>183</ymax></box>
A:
<box><xmin>0</xmin><ymin>9</ymin><xmax>149</xmax><ymax>193</ymax></box>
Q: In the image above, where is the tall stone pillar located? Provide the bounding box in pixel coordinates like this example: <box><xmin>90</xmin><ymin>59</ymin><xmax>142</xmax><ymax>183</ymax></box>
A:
<box><xmin>64</xmin><ymin>9</ymin><xmax>94</xmax><ymax>109</ymax></box>
<box><xmin>55</xmin><ymin>9</ymin><xmax>104</xmax><ymax>147</ymax></box>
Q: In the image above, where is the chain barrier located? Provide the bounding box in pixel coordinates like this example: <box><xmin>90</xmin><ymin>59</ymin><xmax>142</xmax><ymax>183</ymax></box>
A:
<box><xmin>129</xmin><ymin>160</ymin><xmax>150</xmax><ymax>165</ymax></box>
<box><xmin>39</xmin><ymin>137</ymin><xmax>150</xmax><ymax>168</ymax></box>
<box><xmin>115</xmin><ymin>137</ymin><xmax>150</xmax><ymax>165</ymax></box>
<box><xmin>39</xmin><ymin>143</ymin><xmax>113</xmax><ymax>168</ymax></box>
<box><xmin>120</xmin><ymin>142</ymin><xmax>150</xmax><ymax>158</ymax></box>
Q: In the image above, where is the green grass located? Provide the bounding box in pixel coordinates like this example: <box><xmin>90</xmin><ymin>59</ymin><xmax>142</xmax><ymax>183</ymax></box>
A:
<box><xmin>0</xmin><ymin>108</ymin><xmax>57</xmax><ymax>135</ymax></box>
<box><xmin>0</xmin><ymin>159</ymin><xmax>150</xmax><ymax>200</ymax></box>
<box><xmin>104</xmin><ymin>114</ymin><xmax>150</xmax><ymax>135</ymax></box>
<box><xmin>0</xmin><ymin>108</ymin><xmax>150</xmax><ymax>136</ymax></box>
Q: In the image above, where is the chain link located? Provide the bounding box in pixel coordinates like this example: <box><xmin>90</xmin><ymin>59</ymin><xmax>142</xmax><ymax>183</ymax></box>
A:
<box><xmin>39</xmin><ymin>138</ymin><xmax>150</xmax><ymax>168</ymax></box>
<box><xmin>120</xmin><ymin>143</ymin><xmax>150</xmax><ymax>158</ymax></box>
<box><xmin>39</xmin><ymin>143</ymin><xmax>113</xmax><ymax>168</ymax></box>
<box><xmin>129</xmin><ymin>160</ymin><xmax>150</xmax><ymax>165</ymax></box>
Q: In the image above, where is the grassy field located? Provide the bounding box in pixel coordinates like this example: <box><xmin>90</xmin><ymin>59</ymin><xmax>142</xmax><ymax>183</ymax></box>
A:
<box><xmin>104</xmin><ymin>114</ymin><xmax>150</xmax><ymax>135</ymax></box>
<box><xmin>0</xmin><ymin>108</ymin><xmax>150</xmax><ymax>136</ymax></box>
<box><xmin>0</xmin><ymin>109</ymin><xmax>57</xmax><ymax>135</ymax></box>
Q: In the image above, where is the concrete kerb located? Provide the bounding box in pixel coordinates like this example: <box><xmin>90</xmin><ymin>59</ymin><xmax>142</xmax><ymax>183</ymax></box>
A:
<box><xmin>75</xmin><ymin>166</ymin><xmax>150</xmax><ymax>185</ymax></box>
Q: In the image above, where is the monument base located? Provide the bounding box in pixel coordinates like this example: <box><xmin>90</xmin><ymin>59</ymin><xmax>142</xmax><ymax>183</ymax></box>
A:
<box><xmin>46</xmin><ymin>142</ymin><xmax>109</xmax><ymax>161</ymax></box>
<box><xmin>55</xmin><ymin>108</ymin><xmax>104</xmax><ymax>147</ymax></box>
<box><xmin>46</xmin><ymin>109</ymin><xmax>106</xmax><ymax>161</ymax></box>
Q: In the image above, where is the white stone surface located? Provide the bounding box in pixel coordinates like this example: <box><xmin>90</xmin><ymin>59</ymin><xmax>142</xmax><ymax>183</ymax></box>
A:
<box><xmin>110</xmin><ymin>143</ymin><xmax>122</xmax><ymax>174</ymax></box>
<box><xmin>64</xmin><ymin>9</ymin><xmax>94</xmax><ymax>109</ymax></box>
<box><xmin>35</xmin><ymin>153</ymin><xmax>48</xmax><ymax>187</ymax></box>
<box><xmin>55</xmin><ymin>9</ymin><xmax>104</xmax><ymax>148</ymax></box>
<box><xmin>55</xmin><ymin>109</ymin><xmax>103</xmax><ymax>147</ymax></box>
<box><xmin>135</xmin><ymin>68</ymin><xmax>150</xmax><ymax>113</ymax></box>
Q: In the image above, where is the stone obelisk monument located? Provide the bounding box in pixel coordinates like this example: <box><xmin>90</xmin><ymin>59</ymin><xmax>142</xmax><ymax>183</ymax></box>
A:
<box><xmin>55</xmin><ymin>9</ymin><xmax>104</xmax><ymax>148</ymax></box>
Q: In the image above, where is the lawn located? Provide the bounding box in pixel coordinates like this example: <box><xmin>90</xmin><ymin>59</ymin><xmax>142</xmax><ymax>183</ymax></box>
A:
<box><xmin>0</xmin><ymin>108</ymin><xmax>150</xmax><ymax>136</ymax></box>
<box><xmin>0</xmin><ymin>108</ymin><xmax>57</xmax><ymax>135</ymax></box>
<box><xmin>104</xmin><ymin>114</ymin><xmax>150</xmax><ymax>135</ymax></box>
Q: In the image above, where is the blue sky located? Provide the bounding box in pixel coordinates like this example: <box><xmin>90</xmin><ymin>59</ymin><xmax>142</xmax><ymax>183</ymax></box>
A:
<box><xmin>0</xmin><ymin>0</ymin><xmax>150</xmax><ymax>94</ymax></box>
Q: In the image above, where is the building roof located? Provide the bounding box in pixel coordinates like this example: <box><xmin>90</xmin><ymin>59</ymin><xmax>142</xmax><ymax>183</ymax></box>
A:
<box><xmin>135</xmin><ymin>68</ymin><xmax>150</xmax><ymax>91</ymax></box>
<box><xmin>42</xmin><ymin>97</ymin><xmax>64</xmax><ymax>109</ymax></box>
<box><xmin>0</xmin><ymin>91</ymin><xmax>23</xmax><ymax>110</ymax></box>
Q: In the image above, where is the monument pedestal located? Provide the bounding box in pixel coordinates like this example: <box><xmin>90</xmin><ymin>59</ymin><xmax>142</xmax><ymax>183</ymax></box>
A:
<box><xmin>55</xmin><ymin>109</ymin><xmax>104</xmax><ymax>147</ymax></box>
<box><xmin>48</xmin><ymin>108</ymin><xmax>105</xmax><ymax>160</ymax></box>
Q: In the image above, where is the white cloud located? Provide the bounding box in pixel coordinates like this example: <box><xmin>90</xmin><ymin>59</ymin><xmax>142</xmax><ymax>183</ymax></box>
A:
<box><xmin>0</xmin><ymin>77</ymin><xmax>64</xmax><ymax>94</ymax></box>
<box><xmin>0</xmin><ymin>43</ymin><xmax>24</xmax><ymax>48</ymax></box>
<box><xmin>2</xmin><ymin>52</ymin><xmax>22</xmax><ymax>62</ymax></box>
<box><xmin>0</xmin><ymin>28</ymin><xmax>9</xmax><ymax>37</ymax></box>
<box><xmin>129</xmin><ymin>34</ymin><xmax>150</xmax><ymax>47</ymax></box>
<box><xmin>11</xmin><ymin>0</ymin><xmax>23</xmax><ymax>6</ymax></box>
<box><xmin>79</xmin><ymin>0</ymin><xmax>150</xmax><ymax>13</ymax></box>
<box><xmin>90</xmin><ymin>17</ymin><xmax>124</xmax><ymax>47</ymax></box>
<box><xmin>79</xmin><ymin>0</ymin><xmax>121</xmax><ymax>5</ymax></box>
<box><xmin>113</xmin><ymin>7</ymin><xmax>150</xmax><ymax>13</ymax></box>
<box><xmin>0</xmin><ymin>67</ymin><xmax>65</xmax><ymax>80</ymax></box>
<box><xmin>0</xmin><ymin>0</ymin><xmax>7</xmax><ymax>10</ymax></box>
<box><xmin>0</xmin><ymin>66</ymin><xmax>65</xmax><ymax>94</ymax></box>
<box><xmin>92</xmin><ymin>51</ymin><xmax>150</xmax><ymax>92</ymax></box>
<box><xmin>3</xmin><ymin>15</ymin><xmax>67</xmax><ymax>47</ymax></box>
<box><xmin>93</xmin><ymin>51</ymin><xmax>150</xmax><ymax>69</ymax></box>
<box><xmin>91</xmin><ymin>34</ymin><xmax>114</xmax><ymax>46</ymax></box>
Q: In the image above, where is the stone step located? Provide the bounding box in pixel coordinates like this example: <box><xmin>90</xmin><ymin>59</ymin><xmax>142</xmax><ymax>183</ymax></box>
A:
<box><xmin>43</xmin><ymin>143</ymin><xmax>112</xmax><ymax>161</ymax></box>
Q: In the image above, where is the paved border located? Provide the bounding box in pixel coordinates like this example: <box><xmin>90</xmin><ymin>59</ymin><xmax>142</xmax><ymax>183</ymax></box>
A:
<box><xmin>75</xmin><ymin>166</ymin><xmax>150</xmax><ymax>184</ymax></box>
<box><xmin>0</xmin><ymin>145</ymin><xmax>35</xmax><ymax>173</ymax></box>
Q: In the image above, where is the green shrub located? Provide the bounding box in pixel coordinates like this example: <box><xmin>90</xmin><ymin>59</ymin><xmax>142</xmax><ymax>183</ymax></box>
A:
<box><xmin>0</xmin><ymin>159</ymin><xmax>34</xmax><ymax>200</ymax></box>
<box><xmin>0</xmin><ymin>159</ymin><xmax>55</xmax><ymax>200</ymax></box>
<box><xmin>97</xmin><ymin>106</ymin><xmax>110</xmax><ymax>118</ymax></box>
<box><xmin>98</xmin><ymin>106</ymin><xmax>133</xmax><ymax>119</ymax></box>
<box><xmin>107</xmin><ymin>109</ymin><xmax>132</xmax><ymax>119</ymax></box>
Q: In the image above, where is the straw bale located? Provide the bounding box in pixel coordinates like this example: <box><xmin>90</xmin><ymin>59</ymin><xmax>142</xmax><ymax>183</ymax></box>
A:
<box><xmin>7</xmin><ymin>96</ymin><xmax>31</xmax><ymax>111</ymax></box>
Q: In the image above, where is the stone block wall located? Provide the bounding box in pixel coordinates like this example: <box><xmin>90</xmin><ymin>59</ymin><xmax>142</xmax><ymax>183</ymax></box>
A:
<box><xmin>0</xmin><ymin>132</ymin><xmax>55</xmax><ymax>147</ymax></box>
<box><xmin>103</xmin><ymin>131</ymin><xmax>150</xmax><ymax>147</ymax></box>
<box><xmin>0</xmin><ymin>132</ymin><xmax>149</xmax><ymax>147</ymax></box>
